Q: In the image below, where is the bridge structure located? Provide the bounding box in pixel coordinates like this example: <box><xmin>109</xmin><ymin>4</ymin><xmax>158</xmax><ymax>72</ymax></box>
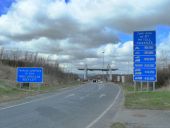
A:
<box><xmin>78</xmin><ymin>64</ymin><xmax>118</xmax><ymax>81</ymax></box>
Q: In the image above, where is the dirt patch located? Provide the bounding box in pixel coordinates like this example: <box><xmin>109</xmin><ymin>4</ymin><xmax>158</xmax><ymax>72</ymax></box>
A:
<box><xmin>133</xmin><ymin>113</ymin><xmax>146</xmax><ymax>118</ymax></box>
<box><xmin>113</xmin><ymin>109</ymin><xmax>170</xmax><ymax>128</ymax></box>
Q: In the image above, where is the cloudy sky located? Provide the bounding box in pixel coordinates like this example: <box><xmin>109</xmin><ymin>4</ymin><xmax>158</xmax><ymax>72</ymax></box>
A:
<box><xmin>0</xmin><ymin>0</ymin><xmax>170</xmax><ymax>74</ymax></box>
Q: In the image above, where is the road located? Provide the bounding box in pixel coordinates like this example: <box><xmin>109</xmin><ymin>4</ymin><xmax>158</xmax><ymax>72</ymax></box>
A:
<box><xmin>0</xmin><ymin>83</ymin><xmax>122</xmax><ymax>128</ymax></box>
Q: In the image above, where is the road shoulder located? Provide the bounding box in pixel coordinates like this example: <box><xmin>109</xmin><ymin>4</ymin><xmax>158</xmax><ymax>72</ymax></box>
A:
<box><xmin>111</xmin><ymin>84</ymin><xmax>170</xmax><ymax>128</ymax></box>
<box><xmin>113</xmin><ymin>108</ymin><xmax>170</xmax><ymax>128</ymax></box>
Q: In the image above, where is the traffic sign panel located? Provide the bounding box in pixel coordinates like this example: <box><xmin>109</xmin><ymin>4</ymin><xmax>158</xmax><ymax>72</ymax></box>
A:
<box><xmin>134</xmin><ymin>31</ymin><xmax>156</xmax><ymax>45</ymax></box>
<box><xmin>134</xmin><ymin>45</ymin><xmax>156</xmax><ymax>51</ymax></box>
<box><xmin>134</xmin><ymin>50</ymin><xmax>156</xmax><ymax>55</ymax></box>
<box><xmin>134</xmin><ymin>68</ymin><xmax>156</xmax><ymax>76</ymax></box>
<box><xmin>17</xmin><ymin>67</ymin><xmax>43</xmax><ymax>83</ymax></box>
<box><xmin>134</xmin><ymin>55</ymin><xmax>156</xmax><ymax>63</ymax></box>
<box><xmin>134</xmin><ymin>76</ymin><xmax>156</xmax><ymax>81</ymax></box>
<box><xmin>134</xmin><ymin>63</ymin><xmax>156</xmax><ymax>68</ymax></box>
<box><xmin>133</xmin><ymin>31</ymin><xmax>156</xmax><ymax>82</ymax></box>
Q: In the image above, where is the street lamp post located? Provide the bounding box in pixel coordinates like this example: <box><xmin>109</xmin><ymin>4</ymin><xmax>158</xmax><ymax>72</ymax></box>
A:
<box><xmin>102</xmin><ymin>51</ymin><xmax>105</xmax><ymax>81</ymax></box>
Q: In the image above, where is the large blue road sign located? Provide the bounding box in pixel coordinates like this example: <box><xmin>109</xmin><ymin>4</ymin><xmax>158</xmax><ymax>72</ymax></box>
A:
<box><xmin>17</xmin><ymin>67</ymin><xmax>43</xmax><ymax>83</ymax></box>
<box><xmin>133</xmin><ymin>31</ymin><xmax>156</xmax><ymax>82</ymax></box>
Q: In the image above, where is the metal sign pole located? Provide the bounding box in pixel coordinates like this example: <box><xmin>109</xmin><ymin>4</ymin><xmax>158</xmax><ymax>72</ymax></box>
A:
<box><xmin>140</xmin><ymin>82</ymin><xmax>143</xmax><ymax>91</ymax></box>
<box><xmin>147</xmin><ymin>82</ymin><xmax>149</xmax><ymax>91</ymax></box>
<box><xmin>38</xmin><ymin>83</ymin><xmax>41</xmax><ymax>93</ymax></box>
<box><xmin>153</xmin><ymin>82</ymin><xmax>155</xmax><ymax>91</ymax></box>
<box><xmin>29</xmin><ymin>83</ymin><xmax>31</xmax><ymax>90</ymax></box>
<box><xmin>20</xmin><ymin>83</ymin><xmax>22</xmax><ymax>89</ymax></box>
<box><xmin>134</xmin><ymin>81</ymin><xmax>136</xmax><ymax>92</ymax></box>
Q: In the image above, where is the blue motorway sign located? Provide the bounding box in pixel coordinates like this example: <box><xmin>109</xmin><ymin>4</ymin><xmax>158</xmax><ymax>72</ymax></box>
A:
<box><xmin>133</xmin><ymin>31</ymin><xmax>157</xmax><ymax>82</ymax></box>
<box><xmin>17</xmin><ymin>67</ymin><xmax>43</xmax><ymax>83</ymax></box>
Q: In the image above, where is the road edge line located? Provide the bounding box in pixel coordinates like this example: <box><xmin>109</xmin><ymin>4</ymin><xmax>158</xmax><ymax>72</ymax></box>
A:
<box><xmin>0</xmin><ymin>84</ymin><xmax>84</xmax><ymax>111</ymax></box>
<box><xmin>85</xmin><ymin>85</ymin><xmax>121</xmax><ymax>128</ymax></box>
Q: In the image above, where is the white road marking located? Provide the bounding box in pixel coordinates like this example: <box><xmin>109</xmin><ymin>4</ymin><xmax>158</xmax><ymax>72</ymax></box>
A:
<box><xmin>85</xmin><ymin>86</ymin><xmax>121</xmax><ymax>128</ymax></box>
<box><xmin>98</xmin><ymin>85</ymin><xmax>104</xmax><ymax>90</ymax></box>
<box><xmin>80</xmin><ymin>94</ymin><xmax>89</xmax><ymax>100</ymax></box>
<box><xmin>99</xmin><ymin>94</ymin><xmax>106</xmax><ymax>98</ymax></box>
<box><xmin>65</xmin><ymin>94</ymin><xmax>75</xmax><ymax>98</ymax></box>
<box><xmin>0</xmin><ymin>85</ymin><xmax>84</xmax><ymax>111</ymax></box>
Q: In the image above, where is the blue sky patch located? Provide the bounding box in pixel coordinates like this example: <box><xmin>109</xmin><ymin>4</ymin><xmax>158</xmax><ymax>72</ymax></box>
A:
<box><xmin>118</xmin><ymin>32</ymin><xmax>132</xmax><ymax>43</ymax></box>
<box><xmin>0</xmin><ymin>0</ymin><xmax>15</xmax><ymax>16</ymax></box>
<box><xmin>65</xmin><ymin>0</ymin><xmax>71</xmax><ymax>4</ymax></box>
<box><xmin>156</xmin><ymin>25</ymin><xmax>170</xmax><ymax>43</ymax></box>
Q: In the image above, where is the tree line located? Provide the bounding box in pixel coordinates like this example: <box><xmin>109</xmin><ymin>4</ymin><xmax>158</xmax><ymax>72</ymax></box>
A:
<box><xmin>0</xmin><ymin>48</ymin><xmax>78</xmax><ymax>81</ymax></box>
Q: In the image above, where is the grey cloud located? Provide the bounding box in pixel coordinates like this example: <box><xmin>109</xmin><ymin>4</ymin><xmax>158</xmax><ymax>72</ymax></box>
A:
<box><xmin>68</xmin><ymin>26</ymin><xmax>119</xmax><ymax>48</ymax></box>
<box><xmin>5</xmin><ymin>16</ymin><xmax>80</xmax><ymax>41</ymax></box>
<box><xmin>108</xmin><ymin>0</ymin><xmax>170</xmax><ymax>33</ymax></box>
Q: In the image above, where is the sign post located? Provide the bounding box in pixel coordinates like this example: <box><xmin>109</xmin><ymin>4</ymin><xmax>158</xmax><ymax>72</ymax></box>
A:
<box><xmin>140</xmin><ymin>82</ymin><xmax>143</xmax><ymax>91</ymax></box>
<box><xmin>133</xmin><ymin>31</ymin><xmax>157</xmax><ymax>91</ymax></box>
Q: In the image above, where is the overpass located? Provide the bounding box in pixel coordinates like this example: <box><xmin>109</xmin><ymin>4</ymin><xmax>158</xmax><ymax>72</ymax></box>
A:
<box><xmin>78</xmin><ymin>64</ymin><xmax>118</xmax><ymax>81</ymax></box>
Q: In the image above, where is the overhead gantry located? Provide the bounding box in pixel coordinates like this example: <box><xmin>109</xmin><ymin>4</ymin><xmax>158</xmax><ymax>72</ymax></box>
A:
<box><xmin>78</xmin><ymin>64</ymin><xmax>118</xmax><ymax>81</ymax></box>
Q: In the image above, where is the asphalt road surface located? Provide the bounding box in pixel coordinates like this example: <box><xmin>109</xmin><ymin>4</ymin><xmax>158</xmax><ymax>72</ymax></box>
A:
<box><xmin>0</xmin><ymin>83</ymin><xmax>122</xmax><ymax>128</ymax></box>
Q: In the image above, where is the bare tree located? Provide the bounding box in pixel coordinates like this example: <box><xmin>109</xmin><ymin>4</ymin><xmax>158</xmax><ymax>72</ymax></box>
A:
<box><xmin>160</xmin><ymin>50</ymin><xmax>169</xmax><ymax>70</ymax></box>
<box><xmin>0</xmin><ymin>47</ymin><xmax>4</xmax><ymax>63</ymax></box>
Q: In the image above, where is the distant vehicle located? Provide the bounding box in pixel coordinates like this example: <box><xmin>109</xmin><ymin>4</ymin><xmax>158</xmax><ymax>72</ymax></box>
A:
<box><xmin>92</xmin><ymin>79</ymin><xmax>97</xmax><ymax>83</ymax></box>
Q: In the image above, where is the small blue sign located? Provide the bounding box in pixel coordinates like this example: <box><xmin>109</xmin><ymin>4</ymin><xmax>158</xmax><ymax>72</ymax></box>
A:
<box><xmin>133</xmin><ymin>31</ymin><xmax>157</xmax><ymax>82</ymax></box>
<box><xmin>134</xmin><ymin>56</ymin><xmax>156</xmax><ymax>63</ymax></box>
<box><xmin>134</xmin><ymin>50</ymin><xmax>156</xmax><ymax>55</ymax></box>
<box><xmin>134</xmin><ymin>76</ymin><xmax>156</xmax><ymax>81</ymax></box>
<box><xmin>134</xmin><ymin>63</ymin><xmax>156</xmax><ymax>68</ymax></box>
<box><xmin>134</xmin><ymin>45</ymin><xmax>155</xmax><ymax>51</ymax></box>
<box><xmin>134</xmin><ymin>31</ymin><xmax>156</xmax><ymax>45</ymax></box>
<box><xmin>17</xmin><ymin>67</ymin><xmax>43</xmax><ymax>83</ymax></box>
<box><xmin>134</xmin><ymin>68</ymin><xmax>156</xmax><ymax>76</ymax></box>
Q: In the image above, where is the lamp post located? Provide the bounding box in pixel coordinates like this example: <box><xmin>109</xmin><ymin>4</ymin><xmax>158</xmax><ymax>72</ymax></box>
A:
<box><xmin>102</xmin><ymin>51</ymin><xmax>105</xmax><ymax>81</ymax></box>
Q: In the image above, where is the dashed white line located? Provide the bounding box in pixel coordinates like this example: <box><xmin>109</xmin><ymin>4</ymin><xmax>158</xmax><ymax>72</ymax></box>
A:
<box><xmin>65</xmin><ymin>93</ymin><xmax>75</xmax><ymax>98</ymax></box>
<box><xmin>80</xmin><ymin>94</ymin><xmax>90</xmax><ymax>100</ymax></box>
<box><xmin>99</xmin><ymin>94</ymin><xmax>106</xmax><ymax>98</ymax></box>
<box><xmin>85</xmin><ymin>86</ymin><xmax>121</xmax><ymax>128</ymax></box>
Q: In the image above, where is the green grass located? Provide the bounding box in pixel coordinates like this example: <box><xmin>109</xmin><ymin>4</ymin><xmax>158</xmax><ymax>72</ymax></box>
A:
<box><xmin>30</xmin><ymin>81</ymin><xmax>81</xmax><ymax>92</ymax></box>
<box><xmin>111</xmin><ymin>122</ymin><xmax>126</xmax><ymax>128</ymax></box>
<box><xmin>0</xmin><ymin>80</ymin><xmax>20</xmax><ymax>95</ymax></box>
<box><xmin>123</xmin><ymin>85</ymin><xmax>134</xmax><ymax>92</ymax></box>
<box><xmin>125</xmin><ymin>91</ymin><xmax>170</xmax><ymax>110</ymax></box>
<box><xmin>0</xmin><ymin>82</ymin><xmax>25</xmax><ymax>102</ymax></box>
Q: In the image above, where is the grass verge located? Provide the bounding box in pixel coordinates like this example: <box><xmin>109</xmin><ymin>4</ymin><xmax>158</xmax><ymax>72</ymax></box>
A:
<box><xmin>123</xmin><ymin>84</ymin><xmax>170</xmax><ymax>110</ymax></box>
<box><xmin>111</xmin><ymin>122</ymin><xmax>126</xmax><ymax>128</ymax></box>
<box><xmin>0</xmin><ymin>80</ymin><xmax>81</xmax><ymax>103</ymax></box>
